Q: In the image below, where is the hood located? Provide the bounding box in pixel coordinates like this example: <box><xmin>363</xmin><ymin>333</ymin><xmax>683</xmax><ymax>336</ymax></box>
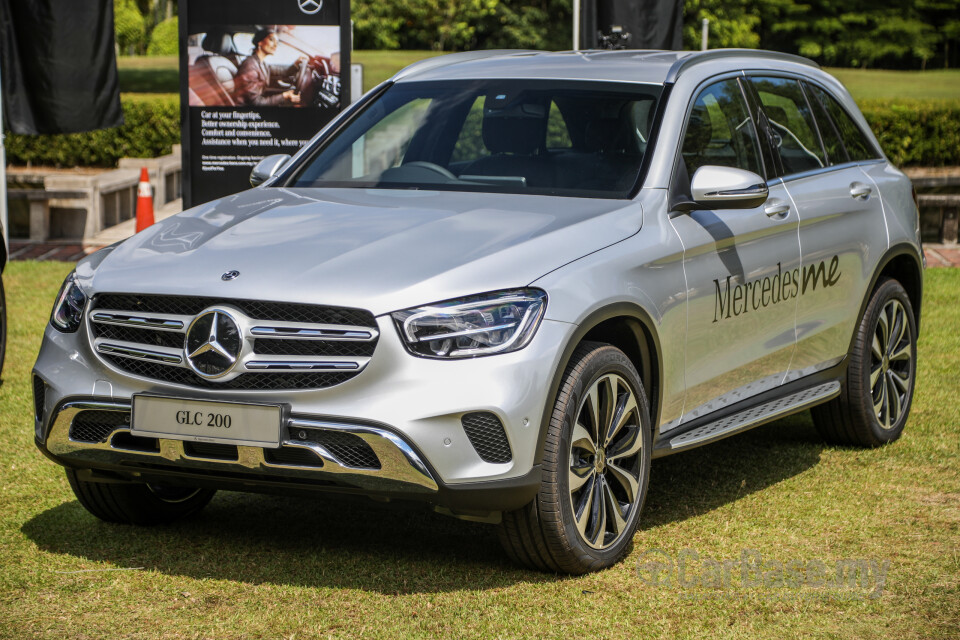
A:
<box><xmin>77</xmin><ymin>187</ymin><xmax>642</xmax><ymax>316</ymax></box>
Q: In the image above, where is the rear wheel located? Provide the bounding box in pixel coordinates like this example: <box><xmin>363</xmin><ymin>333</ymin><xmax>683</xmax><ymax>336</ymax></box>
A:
<box><xmin>66</xmin><ymin>468</ymin><xmax>216</xmax><ymax>525</ymax></box>
<box><xmin>499</xmin><ymin>342</ymin><xmax>651</xmax><ymax>573</ymax></box>
<box><xmin>812</xmin><ymin>278</ymin><xmax>917</xmax><ymax>447</ymax></box>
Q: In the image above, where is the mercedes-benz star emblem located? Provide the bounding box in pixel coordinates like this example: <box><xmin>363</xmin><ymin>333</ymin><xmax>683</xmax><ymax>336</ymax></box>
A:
<box><xmin>185</xmin><ymin>310</ymin><xmax>242</xmax><ymax>378</ymax></box>
<box><xmin>298</xmin><ymin>0</ymin><xmax>322</xmax><ymax>14</ymax></box>
<box><xmin>221</xmin><ymin>270</ymin><xmax>240</xmax><ymax>281</ymax></box>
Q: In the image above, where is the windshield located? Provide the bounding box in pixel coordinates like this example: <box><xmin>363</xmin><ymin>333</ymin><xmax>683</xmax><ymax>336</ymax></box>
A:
<box><xmin>288</xmin><ymin>79</ymin><xmax>662</xmax><ymax>198</ymax></box>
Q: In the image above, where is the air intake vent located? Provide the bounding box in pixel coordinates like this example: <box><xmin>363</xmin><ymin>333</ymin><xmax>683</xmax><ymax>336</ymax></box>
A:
<box><xmin>265</xmin><ymin>447</ymin><xmax>324</xmax><ymax>467</ymax></box>
<box><xmin>461</xmin><ymin>412</ymin><xmax>512</xmax><ymax>464</ymax></box>
<box><xmin>33</xmin><ymin>375</ymin><xmax>46</xmax><ymax>422</ymax></box>
<box><xmin>291</xmin><ymin>428</ymin><xmax>380</xmax><ymax>469</ymax></box>
<box><xmin>183</xmin><ymin>441</ymin><xmax>238</xmax><ymax>461</ymax></box>
<box><xmin>69</xmin><ymin>410</ymin><xmax>130</xmax><ymax>443</ymax></box>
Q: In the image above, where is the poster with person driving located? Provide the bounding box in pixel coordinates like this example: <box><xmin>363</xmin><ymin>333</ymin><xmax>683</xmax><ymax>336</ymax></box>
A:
<box><xmin>180</xmin><ymin>0</ymin><xmax>350</xmax><ymax>206</ymax></box>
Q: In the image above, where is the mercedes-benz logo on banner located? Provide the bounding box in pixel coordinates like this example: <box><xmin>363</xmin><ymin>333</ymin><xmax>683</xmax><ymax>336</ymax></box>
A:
<box><xmin>298</xmin><ymin>0</ymin><xmax>323</xmax><ymax>14</ymax></box>
<box><xmin>186</xmin><ymin>310</ymin><xmax>242</xmax><ymax>378</ymax></box>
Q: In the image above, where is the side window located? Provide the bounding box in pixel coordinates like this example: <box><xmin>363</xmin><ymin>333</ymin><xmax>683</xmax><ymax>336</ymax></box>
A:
<box><xmin>807</xmin><ymin>84</ymin><xmax>879</xmax><ymax>162</ymax></box>
<box><xmin>803</xmin><ymin>81</ymin><xmax>848</xmax><ymax>165</ymax></box>
<box><xmin>450</xmin><ymin>97</ymin><xmax>487</xmax><ymax>163</ymax></box>
<box><xmin>749</xmin><ymin>76</ymin><xmax>825</xmax><ymax>175</ymax></box>
<box><xmin>546</xmin><ymin>101</ymin><xmax>572</xmax><ymax>149</ymax></box>
<box><xmin>450</xmin><ymin>98</ymin><xmax>571</xmax><ymax>164</ymax></box>
<box><xmin>349</xmin><ymin>98</ymin><xmax>432</xmax><ymax>178</ymax></box>
<box><xmin>681</xmin><ymin>78</ymin><xmax>763</xmax><ymax>178</ymax></box>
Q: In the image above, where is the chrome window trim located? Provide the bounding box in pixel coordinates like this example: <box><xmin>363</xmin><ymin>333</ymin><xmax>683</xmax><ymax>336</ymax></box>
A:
<box><xmin>779</xmin><ymin>158</ymin><xmax>886</xmax><ymax>184</ymax></box>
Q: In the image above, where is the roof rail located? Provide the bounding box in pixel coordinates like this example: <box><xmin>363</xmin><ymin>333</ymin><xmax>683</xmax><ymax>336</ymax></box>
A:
<box><xmin>665</xmin><ymin>49</ymin><xmax>819</xmax><ymax>83</ymax></box>
<box><xmin>391</xmin><ymin>50</ymin><xmax>543</xmax><ymax>82</ymax></box>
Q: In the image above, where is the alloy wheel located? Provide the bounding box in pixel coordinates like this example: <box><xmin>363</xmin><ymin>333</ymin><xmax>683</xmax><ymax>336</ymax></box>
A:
<box><xmin>870</xmin><ymin>298</ymin><xmax>913</xmax><ymax>429</ymax></box>
<box><xmin>568</xmin><ymin>373</ymin><xmax>644</xmax><ymax>549</ymax></box>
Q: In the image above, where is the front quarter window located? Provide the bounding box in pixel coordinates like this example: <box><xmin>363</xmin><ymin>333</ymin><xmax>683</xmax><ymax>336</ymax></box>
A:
<box><xmin>680</xmin><ymin>78</ymin><xmax>763</xmax><ymax>180</ymax></box>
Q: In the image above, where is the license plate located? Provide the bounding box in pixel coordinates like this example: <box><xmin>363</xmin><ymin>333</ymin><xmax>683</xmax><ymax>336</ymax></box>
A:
<box><xmin>131</xmin><ymin>395</ymin><xmax>282</xmax><ymax>448</ymax></box>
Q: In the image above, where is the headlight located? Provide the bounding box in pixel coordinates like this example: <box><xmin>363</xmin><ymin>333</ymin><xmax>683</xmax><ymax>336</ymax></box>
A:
<box><xmin>392</xmin><ymin>289</ymin><xmax>547</xmax><ymax>359</ymax></box>
<box><xmin>50</xmin><ymin>272</ymin><xmax>87</xmax><ymax>333</ymax></box>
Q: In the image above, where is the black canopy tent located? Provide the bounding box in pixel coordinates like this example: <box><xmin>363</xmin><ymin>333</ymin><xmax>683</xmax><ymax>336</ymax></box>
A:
<box><xmin>575</xmin><ymin>0</ymin><xmax>683</xmax><ymax>51</ymax></box>
<box><xmin>0</xmin><ymin>0</ymin><xmax>124</xmax><ymax>248</ymax></box>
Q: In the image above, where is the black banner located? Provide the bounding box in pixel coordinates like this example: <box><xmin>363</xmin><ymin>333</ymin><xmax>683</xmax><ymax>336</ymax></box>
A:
<box><xmin>180</xmin><ymin>0</ymin><xmax>350</xmax><ymax>207</ymax></box>
<box><xmin>580</xmin><ymin>0</ymin><xmax>683</xmax><ymax>51</ymax></box>
<box><xmin>0</xmin><ymin>0</ymin><xmax>123</xmax><ymax>135</ymax></box>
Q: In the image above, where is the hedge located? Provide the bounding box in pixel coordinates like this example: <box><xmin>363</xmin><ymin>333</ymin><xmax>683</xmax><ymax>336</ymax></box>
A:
<box><xmin>5</xmin><ymin>94</ymin><xmax>179</xmax><ymax>167</ymax></box>
<box><xmin>147</xmin><ymin>17</ymin><xmax>179</xmax><ymax>56</ymax></box>
<box><xmin>4</xmin><ymin>94</ymin><xmax>959</xmax><ymax>169</ymax></box>
<box><xmin>860</xmin><ymin>100</ymin><xmax>960</xmax><ymax>167</ymax></box>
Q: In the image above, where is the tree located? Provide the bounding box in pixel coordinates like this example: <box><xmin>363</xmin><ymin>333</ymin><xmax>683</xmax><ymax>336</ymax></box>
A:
<box><xmin>114</xmin><ymin>0</ymin><xmax>146</xmax><ymax>55</ymax></box>
<box><xmin>478</xmin><ymin>0</ymin><xmax>572</xmax><ymax>51</ymax></box>
<box><xmin>353</xmin><ymin>0</ymin><xmax>498</xmax><ymax>51</ymax></box>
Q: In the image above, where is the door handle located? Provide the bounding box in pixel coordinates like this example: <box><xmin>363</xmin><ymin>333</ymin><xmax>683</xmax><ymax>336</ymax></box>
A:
<box><xmin>764</xmin><ymin>202</ymin><xmax>790</xmax><ymax>217</ymax></box>
<box><xmin>850</xmin><ymin>183</ymin><xmax>872</xmax><ymax>200</ymax></box>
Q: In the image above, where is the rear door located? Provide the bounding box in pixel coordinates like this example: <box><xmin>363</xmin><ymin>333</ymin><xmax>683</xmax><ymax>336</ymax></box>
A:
<box><xmin>746</xmin><ymin>76</ymin><xmax>888</xmax><ymax>380</ymax></box>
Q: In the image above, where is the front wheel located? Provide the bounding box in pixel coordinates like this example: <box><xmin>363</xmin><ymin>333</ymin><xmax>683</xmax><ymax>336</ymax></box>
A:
<box><xmin>498</xmin><ymin>342</ymin><xmax>651</xmax><ymax>574</ymax></box>
<box><xmin>66</xmin><ymin>468</ymin><xmax>216</xmax><ymax>525</ymax></box>
<box><xmin>812</xmin><ymin>278</ymin><xmax>917</xmax><ymax>447</ymax></box>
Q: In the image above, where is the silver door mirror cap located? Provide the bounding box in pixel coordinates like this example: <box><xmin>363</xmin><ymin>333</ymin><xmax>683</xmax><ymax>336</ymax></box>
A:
<box><xmin>250</xmin><ymin>154</ymin><xmax>292</xmax><ymax>187</ymax></box>
<box><xmin>689</xmin><ymin>165</ymin><xmax>769</xmax><ymax>210</ymax></box>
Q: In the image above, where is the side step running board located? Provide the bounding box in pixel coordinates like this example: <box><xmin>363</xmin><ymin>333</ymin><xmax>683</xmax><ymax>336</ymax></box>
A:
<box><xmin>666</xmin><ymin>381</ymin><xmax>841</xmax><ymax>452</ymax></box>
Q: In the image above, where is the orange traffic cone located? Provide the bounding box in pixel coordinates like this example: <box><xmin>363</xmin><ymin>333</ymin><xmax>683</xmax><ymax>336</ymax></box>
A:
<box><xmin>135</xmin><ymin>167</ymin><xmax>155</xmax><ymax>232</ymax></box>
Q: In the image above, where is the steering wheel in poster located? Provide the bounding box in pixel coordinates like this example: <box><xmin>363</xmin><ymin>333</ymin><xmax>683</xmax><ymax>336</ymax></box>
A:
<box><xmin>295</xmin><ymin>59</ymin><xmax>311</xmax><ymax>98</ymax></box>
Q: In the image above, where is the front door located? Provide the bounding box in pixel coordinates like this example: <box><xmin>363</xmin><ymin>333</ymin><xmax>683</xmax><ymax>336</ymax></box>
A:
<box><xmin>668</xmin><ymin>76</ymin><xmax>802</xmax><ymax>426</ymax></box>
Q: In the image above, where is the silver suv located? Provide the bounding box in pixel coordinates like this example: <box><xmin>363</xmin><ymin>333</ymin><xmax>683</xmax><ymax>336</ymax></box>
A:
<box><xmin>33</xmin><ymin>49</ymin><xmax>922</xmax><ymax>574</ymax></box>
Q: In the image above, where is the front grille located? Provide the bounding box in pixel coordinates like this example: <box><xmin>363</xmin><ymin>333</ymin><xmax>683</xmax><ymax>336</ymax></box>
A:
<box><xmin>94</xmin><ymin>324</ymin><xmax>185</xmax><ymax>349</ymax></box>
<box><xmin>290</xmin><ymin>428</ymin><xmax>381</xmax><ymax>469</ymax></box>
<box><xmin>265</xmin><ymin>446</ymin><xmax>324</xmax><ymax>467</ymax></box>
<box><xmin>90</xmin><ymin>294</ymin><xmax>378</xmax><ymax>391</ymax></box>
<box><xmin>93</xmin><ymin>294</ymin><xmax>375</xmax><ymax>326</ymax></box>
<box><xmin>183</xmin><ymin>441</ymin><xmax>238</xmax><ymax>460</ymax></box>
<box><xmin>102</xmin><ymin>356</ymin><xmax>356</xmax><ymax>390</ymax></box>
<box><xmin>33</xmin><ymin>375</ymin><xmax>46</xmax><ymax>422</ymax></box>
<box><xmin>253</xmin><ymin>339</ymin><xmax>375</xmax><ymax>357</ymax></box>
<box><xmin>70</xmin><ymin>410</ymin><xmax>130</xmax><ymax>443</ymax></box>
<box><xmin>461</xmin><ymin>412</ymin><xmax>513</xmax><ymax>464</ymax></box>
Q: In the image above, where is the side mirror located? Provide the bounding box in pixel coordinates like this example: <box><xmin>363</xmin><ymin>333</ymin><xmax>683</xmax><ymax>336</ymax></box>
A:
<box><xmin>250</xmin><ymin>154</ymin><xmax>291</xmax><ymax>187</ymax></box>
<box><xmin>677</xmin><ymin>166</ymin><xmax>769</xmax><ymax>211</ymax></box>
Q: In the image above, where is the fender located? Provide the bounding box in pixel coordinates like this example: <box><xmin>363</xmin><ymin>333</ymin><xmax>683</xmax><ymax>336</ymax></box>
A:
<box><xmin>533</xmin><ymin>302</ymin><xmax>664</xmax><ymax>465</ymax></box>
<box><xmin>846</xmin><ymin>242</ymin><xmax>924</xmax><ymax>356</ymax></box>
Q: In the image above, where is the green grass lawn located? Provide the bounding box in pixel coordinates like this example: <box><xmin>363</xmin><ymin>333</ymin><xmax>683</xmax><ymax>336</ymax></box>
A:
<box><xmin>0</xmin><ymin>262</ymin><xmax>958</xmax><ymax>638</ymax></box>
<box><xmin>120</xmin><ymin>52</ymin><xmax>960</xmax><ymax>101</ymax></box>
<box><xmin>825</xmin><ymin>68</ymin><xmax>960</xmax><ymax>101</ymax></box>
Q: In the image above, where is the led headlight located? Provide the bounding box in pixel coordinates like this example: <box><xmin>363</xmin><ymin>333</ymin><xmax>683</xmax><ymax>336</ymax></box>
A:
<box><xmin>50</xmin><ymin>272</ymin><xmax>87</xmax><ymax>333</ymax></box>
<box><xmin>392</xmin><ymin>289</ymin><xmax>547</xmax><ymax>359</ymax></box>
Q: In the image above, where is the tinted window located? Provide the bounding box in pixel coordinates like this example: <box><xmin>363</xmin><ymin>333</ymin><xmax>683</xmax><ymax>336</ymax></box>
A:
<box><xmin>749</xmin><ymin>77</ymin><xmax>825</xmax><ymax>175</ymax></box>
<box><xmin>807</xmin><ymin>84</ymin><xmax>878</xmax><ymax>162</ymax></box>
<box><xmin>681</xmin><ymin>78</ymin><xmax>763</xmax><ymax>178</ymax></box>
<box><xmin>290</xmin><ymin>80</ymin><xmax>660</xmax><ymax>198</ymax></box>
<box><xmin>803</xmin><ymin>81</ymin><xmax>848</xmax><ymax>165</ymax></box>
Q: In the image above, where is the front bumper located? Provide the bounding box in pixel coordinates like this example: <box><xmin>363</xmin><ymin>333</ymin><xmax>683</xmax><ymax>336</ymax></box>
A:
<box><xmin>33</xmin><ymin>315</ymin><xmax>574</xmax><ymax>512</ymax></box>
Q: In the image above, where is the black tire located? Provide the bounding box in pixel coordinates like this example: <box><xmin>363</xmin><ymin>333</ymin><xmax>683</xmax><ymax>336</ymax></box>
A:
<box><xmin>0</xmin><ymin>274</ymin><xmax>6</xmax><ymax>379</ymax></box>
<box><xmin>812</xmin><ymin>278</ymin><xmax>917</xmax><ymax>447</ymax></box>
<box><xmin>498</xmin><ymin>342</ymin><xmax>652</xmax><ymax>574</ymax></box>
<box><xmin>65</xmin><ymin>468</ymin><xmax>216</xmax><ymax>525</ymax></box>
